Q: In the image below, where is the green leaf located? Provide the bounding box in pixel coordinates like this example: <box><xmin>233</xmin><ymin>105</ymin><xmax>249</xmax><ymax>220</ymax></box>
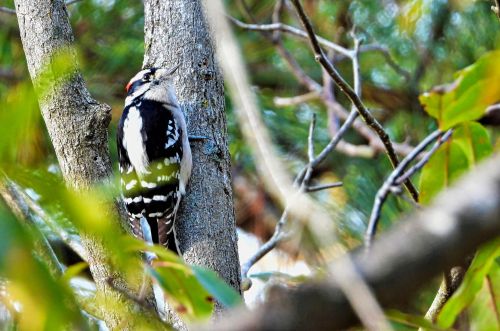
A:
<box><xmin>192</xmin><ymin>265</ymin><xmax>243</xmax><ymax>308</ymax></box>
<box><xmin>438</xmin><ymin>239</ymin><xmax>500</xmax><ymax>328</ymax></box>
<box><xmin>385</xmin><ymin>309</ymin><xmax>450</xmax><ymax>331</ymax></box>
<box><xmin>420</xmin><ymin>50</ymin><xmax>500</xmax><ymax>130</ymax></box>
<box><xmin>148</xmin><ymin>265</ymin><xmax>214</xmax><ymax>321</ymax></box>
<box><xmin>419</xmin><ymin>139</ymin><xmax>469</xmax><ymax>204</ymax></box>
<box><xmin>0</xmin><ymin>201</ymin><xmax>87</xmax><ymax>331</ymax></box>
<box><xmin>452</xmin><ymin>122</ymin><xmax>492</xmax><ymax>165</ymax></box>
<box><xmin>468</xmin><ymin>261</ymin><xmax>500</xmax><ymax>331</ymax></box>
<box><xmin>398</xmin><ymin>0</ymin><xmax>428</xmax><ymax>34</ymax></box>
<box><xmin>61</xmin><ymin>262</ymin><xmax>89</xmax><ymax>284</ymax></box>
<box><xmin>249</xmin><ymin>271</ymin><xmax>309</xmax><ymax>284</ymax></box>
<box><xmin>419</xmin><ymin>122</ymin><xmax>492</xmax><ymax>204</ymax></box>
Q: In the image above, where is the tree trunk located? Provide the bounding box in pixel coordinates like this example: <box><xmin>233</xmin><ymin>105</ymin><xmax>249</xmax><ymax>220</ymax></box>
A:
<box><xmin>13</xmin><ymin>1</ymin><xmax>148</xmax><ymax>328</ymax></box>
<box><xmin>143</xmin><ymin>0</ymin><xmax>241</xmax><ymax>306</ymax></box>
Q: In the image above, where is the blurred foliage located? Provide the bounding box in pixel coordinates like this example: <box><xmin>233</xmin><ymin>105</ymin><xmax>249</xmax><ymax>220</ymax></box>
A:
<box><xmin>0</xmin><ymin>0</ymin><xmax>499</xmax><ymax>329</ymax></box>
<box><xmin>437</xmin><ymin>239</ymin><xmax>500</xmax><ymax>329</ymax></box>
<box><xmin>419</xmin><ymin>51</ymin><xmax>497</xmax><ymax>203</ymax></box>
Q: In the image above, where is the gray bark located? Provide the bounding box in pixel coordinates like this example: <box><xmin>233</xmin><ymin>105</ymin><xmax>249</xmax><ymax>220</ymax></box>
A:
<box><xmin>13</xmin><ymin>1</ymin><xmax>149</xmax><ymax>329</ymax></box>
<box><xmin>211</xmin><ymin>154</ymin><xmax>500</xmax><ymax>331</ymax></box>
<box><xmin>143</xmin><ymin>0</ymin><xmax>241</xmax><ymax>304</ymax></box>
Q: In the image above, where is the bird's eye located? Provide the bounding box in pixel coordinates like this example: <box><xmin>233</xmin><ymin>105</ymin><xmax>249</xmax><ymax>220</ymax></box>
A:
<box><xmin>143</xmin><ymin>73</ymin><xmax>152</xmax><ymax>81</ymax></box>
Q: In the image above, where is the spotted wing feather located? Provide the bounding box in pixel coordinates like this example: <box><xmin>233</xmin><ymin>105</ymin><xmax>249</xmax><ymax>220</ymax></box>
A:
<box><xmin>118</xmin><ymin>99</ymin><xmax>183</xmax><ymax>250</ymax></box>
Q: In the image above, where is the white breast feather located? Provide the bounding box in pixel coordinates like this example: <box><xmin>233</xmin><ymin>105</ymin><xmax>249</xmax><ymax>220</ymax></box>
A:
<box><xmin>123</xmin><ymin>106</ymin><xmax>149</xmax><ymax>176</ymax></box>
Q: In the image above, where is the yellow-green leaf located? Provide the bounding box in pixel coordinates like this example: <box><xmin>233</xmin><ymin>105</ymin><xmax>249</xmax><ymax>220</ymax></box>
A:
<box><xmin>192</xmin><ymin>265</ymin><xmax>243</xmax><ymax>308</ymax></box>
<box><xmin>386</xmin><ymin>309</ymin><xmax>450</xmax><ymax>331</ymax></box>
<box><xmin>419</xmin><ymin>139</ymin><xmax>469</xmax><ymax>204</ymax></box>
<box><xmin>453</xmin><ymin>122</ymin><xmax>492</xmax><ymax>165</ymax></box>
<box><xmin>420</xmin><ymin>50</ymin><xmax>500</xmax><ymax>130</ymax></box>
<box><xmin>438</xmin><ymin>239</ymin><xmax>500</xmax><ymax>328</ymax></box>
<box><xmin>148</xmin><ymin>265</ymin><xmax>214</xmax><ymax>321</ymax></box>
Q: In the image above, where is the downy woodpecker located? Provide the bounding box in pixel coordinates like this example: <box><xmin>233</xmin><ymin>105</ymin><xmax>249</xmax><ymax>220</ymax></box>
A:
<box><xmin>117</xmin><ymin>67</ymin><xmax>192</xmax><ymax>252</ymax></box>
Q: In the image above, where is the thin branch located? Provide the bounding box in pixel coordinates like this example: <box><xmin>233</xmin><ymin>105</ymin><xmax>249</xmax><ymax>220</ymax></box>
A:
<box><xmin>228</xmin><ymin>16</ymin><xmax>352</xmax><ymax>56</ymax></box>
<box><xmin>273</xmin><ymin>91</ymin><xmax>320</xmax><ymax>107</ymax></box>
<box><xmin>307</xmin><ymin>113</ymin><xmax>316</xmax><ymax>162</ymax></box>
<box><xmin>65</xmin><ymin>0</ymin><xmax>84</xmax><ymax>5</ymax></box>
<box><xmin>0</xmin><ymin>7</ymin><xmax>16</xmax><ymax>14</ymax></box>
<box><xmin>492</xmin><ymin>0</ymin><xmax>500</xmax><ymax>20</ymax></box>
<box><xmin>395</xmin><ymin>130</ymin><xmax>453</xmax><ymax>185</ymax></box>
<box><xmin>290</xmin><ymin>0</ymin><xmax>419</xmax><ymax>202</ymax></box>
<box><xmin>213</xmin><ymin>153</ymin><xmax>500</xmax><ymax>331</ymax></box>
<box><xmin>5</xmin><ymin>180</ymin><xmax>87</xmax><ymax>260</ymax></box>
<box><xmin>365</xmin><ymin>129</ymin><xmax>452</xmax><ymax>248</ymax></box>
<box><xmin>240</xmin><ymin>209</ymin><xmax>290</xmax><ymax>287</ymax></box>
<box><xmin>230</xmin><ymin>17</ymin><xmax>411</xmax><ymax>80</ymax></box>
<box><xmin>234</xmin><ymin>4</ymin><xmax>417</xmax><ymax>160</ymax></box>
<box><xmin>0</xmin><ymin>180</ymin><xmax>65</xmax><ymax>276</ymax></box>
<box><xmin>306</xmin><ymin>182</ymin><xmax>343</xmax><ymax>192</ymax></box>
<box><xmin>362</xmin><ymin>44</ymin><xmax>412</xmax><ymax>81</ymax></box>
<box><xmin>486</xmin><ymin>275</ymin><xmax>500</xmax><ymax>325</ymax></box>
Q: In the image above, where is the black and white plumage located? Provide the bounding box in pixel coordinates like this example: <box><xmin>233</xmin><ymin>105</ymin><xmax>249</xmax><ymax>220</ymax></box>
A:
<box><xmin>117</xmin><ymin>67</ymin><xmax>192</xmax><ymax>252</ymax></box>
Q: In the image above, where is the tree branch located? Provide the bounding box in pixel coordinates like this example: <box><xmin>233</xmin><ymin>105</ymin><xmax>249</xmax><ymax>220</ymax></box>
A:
<box><xmin>212</xmin><ymin>153</ymin><xmax>500</xmax><ymax>331</ymax></box>
<box><xmin>290</xmin><ymin>0</ymin><xmax>419</xmax><ymax>202</ymax></box>
<box><xmin>365</xmin><ymin>129</ymin><xmax>452</xmax><ymax>248</ymax></box>
<box><xmin>13</xmin><ymin>0</ymin><xmax>152</xmax><ymax>328</ymax></box>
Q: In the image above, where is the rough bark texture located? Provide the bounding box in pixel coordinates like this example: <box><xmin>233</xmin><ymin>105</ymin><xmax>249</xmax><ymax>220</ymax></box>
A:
<box><xmin>13</xmin><ymin>1</ymin><xmax>144</xmax><ymax>328</ymax></box>
<box><xmin>14</xmin><ymin>1</ymin><xmax>111</xmax><ymax>190</ymax></box>
<box><xmin>143</xmin><ymin>0</ymin><xmax>241</xmax><ymax>302</ymax></box>
<box><xmin>211</xmin><ymin>154</ymin><xmax>500</xmax><ymax>331</ymax></box>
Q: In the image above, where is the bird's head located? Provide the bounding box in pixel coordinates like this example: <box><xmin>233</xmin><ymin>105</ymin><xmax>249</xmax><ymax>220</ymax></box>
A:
<box><xmin>125</xmin><ymin>65</ymin><xmax>179</xmax><ymax>103</ymax></box>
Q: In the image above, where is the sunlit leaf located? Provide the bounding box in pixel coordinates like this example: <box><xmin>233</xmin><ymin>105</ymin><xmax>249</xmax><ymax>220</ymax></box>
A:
<box><xmin>386</xmin><ymin>309</ymin><xmax>450</xmax><ymax>331</ymax></box>
<box><xmin>452</xmin><ymin>122</ymin><xmax>492</xmax><ymax>165</ymax></box>
<box><xmin>420</xmin><ymin>51</ymin><xmax>500</xmax><ymax>130</ymax></box>
<box><xmin>61</xmin><ymin>262</ymin><xmax>89</xmax><ymax>284</ymax></box>
<box><xmin>468</xmin><ymin>261</ymin><xmax>500</xmax><ymax>331</ymax></box>
<box><xmin>249</xmin><ymin>271</ymin><xmax>309</xmax><ymax>285</ymax></box>
<box><xmin>0</xmin><ymin>202</ymin><xmax>87</xmax><ymax>331</ymax></box>
<box><xmin>398</xmin><ymin>0</ymin><xmax>428</xmax><ymax>34</ymax></box>
<box><xmin>418</xmin><ymin>139</ymin><xmax>469</xmax><ymax>204</ymax></box>
<box><xmin>148</xmin><ymin>265</ymin><xmax>213</xmax><ymax>321</ymax></box>
<box><xmin>438</xmin><ymin>239</ymin><xmax>500</xmax><ymax>328</ymax></box>
<box><xmin>419</xmin><ymin>121</ymin><xmax>492</xmax><ymax>204</ymax></box>
<box><xmin>192</xmin><ymin>265</ymin><xmax>242</xmax><ymax>308</ymax></box>
<box><xmin>0</xmin><ymin>82</ymin><xmax>40</xmax><ymax>164</ymax></box>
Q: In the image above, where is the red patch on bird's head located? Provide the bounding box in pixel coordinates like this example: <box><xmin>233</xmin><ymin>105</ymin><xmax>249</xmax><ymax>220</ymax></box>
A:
<box><xmin>125</xmin><ymin>81</ymin><xmax>132</xmax><ymax>92</ymax></box>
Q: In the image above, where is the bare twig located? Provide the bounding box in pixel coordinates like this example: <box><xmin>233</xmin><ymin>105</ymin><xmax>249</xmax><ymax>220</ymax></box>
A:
<box><xmin>365</xmin><ymin>129</ymin><xmax>453</xmax><ymax>248</ymax></box>
<box><xmin>0</xmin><ymin>180</ymin><xmax>65</xmax><ymax>276</ymax></box>
<box><xmin>240</xmin><ymin>209</ymin><xmax>290</xmax><ymax>288</ymax></box>
<box><xmin>486</xmin><ymin>275</ymin><xmax>500</xmax><ymax>325</ymax></box>
<box><xmin>395</xmin><ymin>130</ymin><xmax>453</xmax><ymax>186</ymax></box>
<box><xmin>0</xmin><ymin>7</ymin><xmax>16</xmax><ymax>14</ymax></box>
<box><xmin>212</xmin><ymin>153</ymin><xmax>500</xmax><ymax>331</ymax></box>
<box><xmin>361</xmin><ymin>44</ymin><xmax>412</xmax><ymax>81</ymax></box>
<box><xmin>234</xmin><ymin>4</ymin><xmax>417</xmax><ymax>160</ymax></box>
<box><xmin>492</xmin><ymin>0</ymin><xmax>500</xmax><ymax>20</ymax></box>
<box><xmin>230</xmin><ymin>17</ymin><xmax>411</xmax><ymax>79</ymax></box>
<box><xmin>306</xmin><ymin>182</ymin><xmax>343</xmax><ymax>192</ymax></box>
<box><xmin>290</xmin><ymin>0</ymin><xmax>419</xmax><ymax>202</ymax></box>
<box><xmin>4</xmin><ymin>180</ymin><xmax>87</xmax><ymax>260</ymax></box>
<box><xmin>228</xmin><ymin>16</ymin><xmax>352</xmax><ymax>56</ymax></box>
<box><xmin>307</xmin><ymin>113</ymin><xmax>316</xmax><ymax>162</ymax></box>
<box><xmin>273</xmin><ymin>91</ymin><xmax>320</xmax><ymax>107</ymax></box>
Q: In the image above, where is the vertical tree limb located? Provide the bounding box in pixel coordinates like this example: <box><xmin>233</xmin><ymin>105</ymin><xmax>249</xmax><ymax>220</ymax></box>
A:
<box><xmin>142</xmin><ymin>0</ymin><xmax>242</xmax><ymax>311</ymax></box>
<box><xmin>13</xmin><ymin>1</ymin><xmax>153</xmax><ymax>328</ymax></box>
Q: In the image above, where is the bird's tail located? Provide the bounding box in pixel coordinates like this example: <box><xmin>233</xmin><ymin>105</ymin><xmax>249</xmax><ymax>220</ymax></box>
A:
<box><xmin>157</xmin><ymin>215</ymin><xmax>180</xmax><ymax>254</ymax></box>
